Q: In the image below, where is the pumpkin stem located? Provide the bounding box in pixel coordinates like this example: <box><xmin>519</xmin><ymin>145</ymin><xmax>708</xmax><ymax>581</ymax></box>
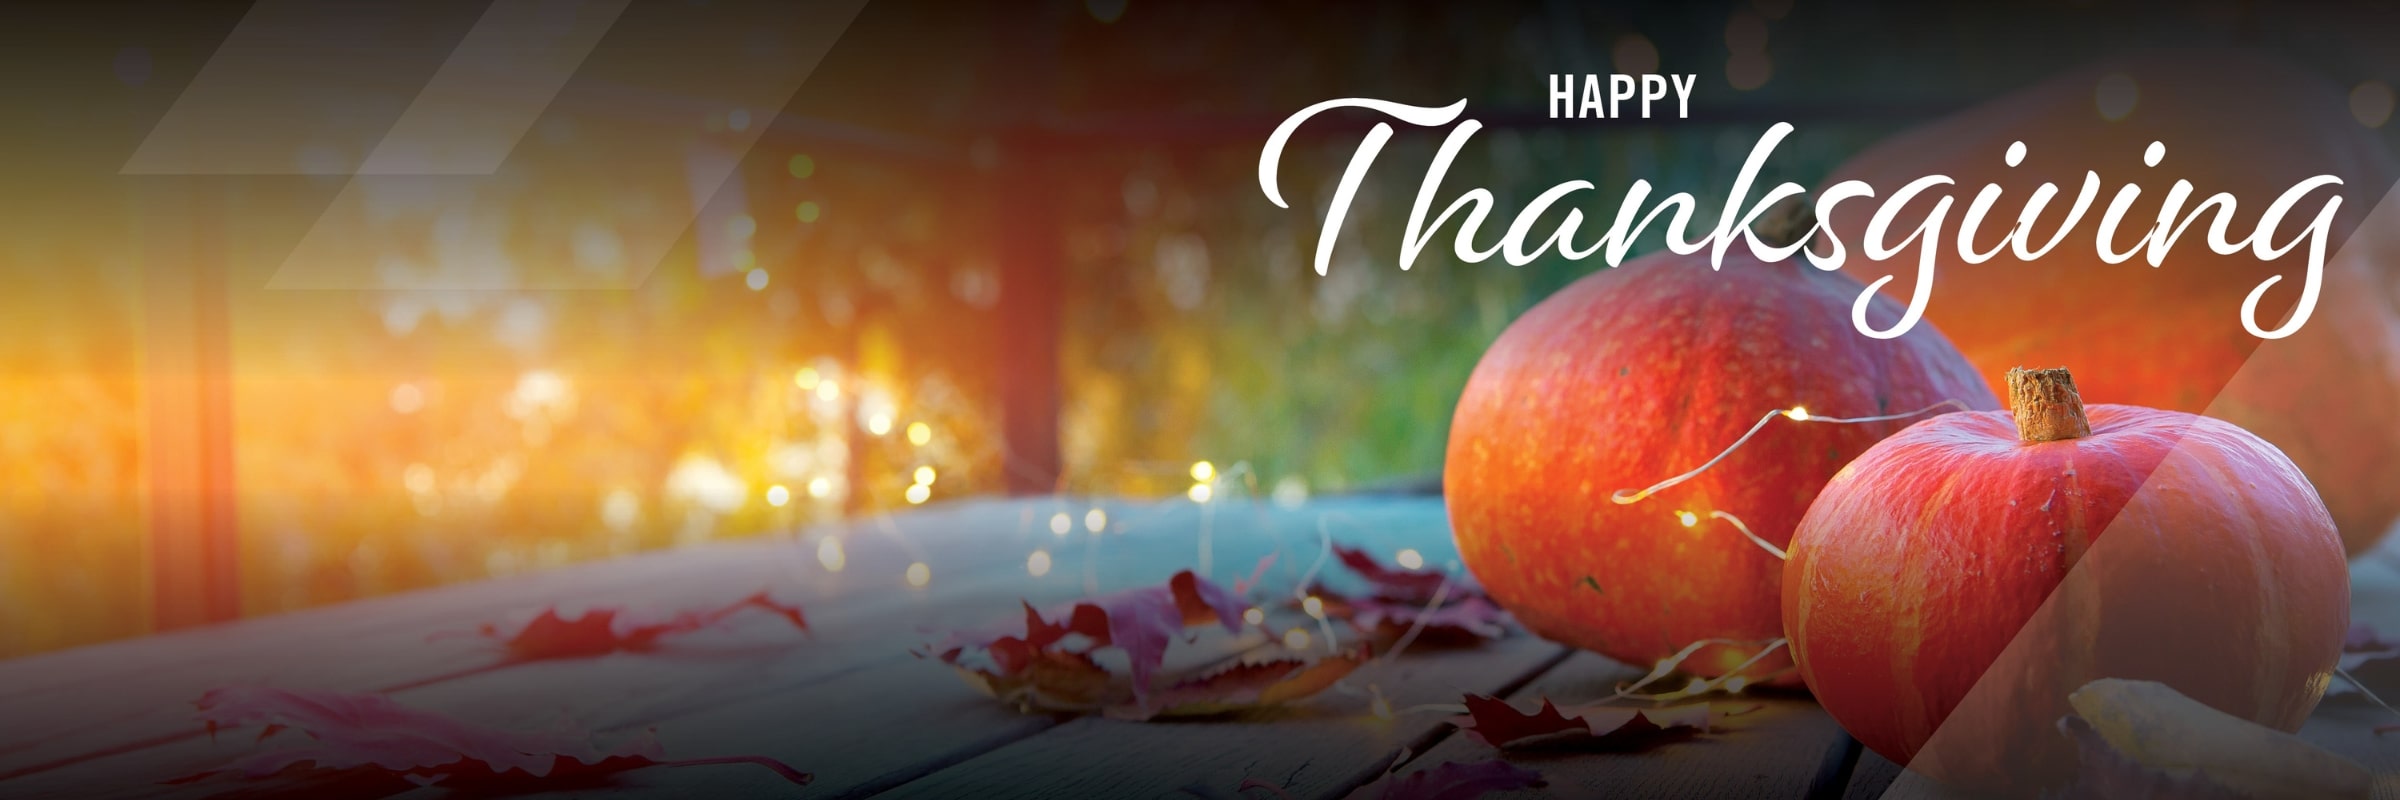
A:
<box><xmin>1756</xmin><ymin>198</ymin><xmax>1817</xmax><ymax>250</ymax></box>
<box><xmin>2007</xmin><ymin>367</ymin><xmax>2092</xmax><ymax>444</ymax></box>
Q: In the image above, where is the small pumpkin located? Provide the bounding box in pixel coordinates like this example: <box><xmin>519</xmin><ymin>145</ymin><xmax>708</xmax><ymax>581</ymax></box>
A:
<box><xmin>1823</xmin><ymin>48</ymin><xmax>2400</xmax><ymax>555</ymax></box>
<box><xmin>1446</xmin><ymin>250</ymin><xmax>1996</xmax><ymax>680</ymax></box>
<box><xmin>1784</xmin><ymin>367</ymin><xmax>2347</xmax><ymax>791</ymax></box>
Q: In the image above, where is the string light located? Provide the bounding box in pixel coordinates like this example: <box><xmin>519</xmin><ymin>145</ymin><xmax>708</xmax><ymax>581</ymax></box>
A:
<box><xmin>1243</xmin><ymin>607</ymin><xmax>1266</xmax><ymax>626</ymax></box>
<box><xmin>794</xmin><ymin>367</ymin><xmax>820</xmax><ymax>390</ymax></box>
<box><xmin>913</xmin><ymin>466</ymin><xmax>936</xmax><ymax>485</ymax></box>
<box><xmin>1190</xmin><ymin>461</ymin><xmax>1216</xmax><ymax>482</ymax></box>
<box><xmin>807</xmin><ymin>477</ymin><xmax>832</xmax><ymax>499</ymax></box>
<box><xmin>866</xmin><ymin>413</ymin><xmax>893</xmax><ymax>436</ymax></box>
<box><xmin>905</xmin><ymin>561</ymin><xmax>931</xmax><ymax>588</ymax></box>
<box><xmin>1084</xmin><ymin>508</ymin><xmax>1108</xmax><ymax>533</ymax></box>
<box><xmin>1676</xmin><ymin>510</ymin><xmax>1700</xmax><ymax>528</ymax></box>
<box><xmin>817</xmin><ymin>537</ymin><xmax>845</xmax><ymax>572</ymax></box>
<box><xmin>1187</xmin><ymin>483</ymin><xmax>1213</xmax><ymax>503</ymax></box>
<box><xmin>905</xmin><ymin>483</ymin><xmax>931</xmax><ymax>505</ymax></box>
<box><xmin>1302</xmin><ymin>596</ymin><xmax>1326</xmax><ymax>618</ymax></box>
<box><xmin>765</xmin><ymin>484</ymin><xmax>790</xmax><ymax>507</ymax></box>
<box><xmin>1611</xmin><ymin>399</ymin><xmax>1967</xmax><ymax>507</ymax></box>
<box><xmin>1283</xmin><ymin>628</ymin><xmax>1311</xmax><ymax>650</ymax></box>
<box><xmin>907</xmin><ymin>422</ymin><xmax>933</xmax><ymax>446</ymax></box>
<box><xmin>815</xmin><ymin>379</ymin><xmax>840</xmax><ymax>401</ymax></box>
<box><xmin>1049</xmin><ymin>512</ymin><xmax>1073</xmax><ymax>536</ymax></box>
<box><xmin>1395</xmin><ymin>548</ymin><xmax>1424</xmax><ymax>570</ymax></box>
<box><xmin>1027</xmin><ymin>549</ymin><xmax>1052</xmax><ymax>577</ymax></box>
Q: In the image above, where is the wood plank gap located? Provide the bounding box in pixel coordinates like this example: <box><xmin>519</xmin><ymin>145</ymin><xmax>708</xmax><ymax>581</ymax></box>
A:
<box><xmin>1313</xmin><ymin>645</ymin><xmax>1578</xmax><ymax>800</ymax></box>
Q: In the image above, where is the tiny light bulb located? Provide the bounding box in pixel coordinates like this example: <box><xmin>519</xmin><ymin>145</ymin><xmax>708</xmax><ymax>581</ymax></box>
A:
<box><xmin>866</xmin><ymin>414</ymin><xmax>893</xmax><ymax>436</ymax></box>
<box><xmin>1677</xmin><ymin>510</ymin><xmax>1700</xmax><ymax>528</ymax></box>
<box><xmin>1190</xmin><ymin>460</ymin><xmax>1216</xmax><ymax>482</ymax></box>
<box><xmin>1188</xmin><ymin>483</ymin><xmax>1213</xmax><ymax>503</ymax></box>
<box><xmin>1786</xmin><ymin>406</ymin><xmax>1810</xmax><ymax>422</ymax></box>
<box><xmin>765</xmin><ymin>485</ymin><xmax>790</xmax><ymax>507</ymax></box>
<box><xmin>1680</xmin><ymin>677</ymin><xmax>1709</xmax><ymax>695</ymax></box>
<box><xmin>905</xmin><ymin>561</ymin><xmax>930</xmax><ymax>587</ymax></box>
<box><xmin>1282</xmin><ymin>628</ymin><xmax>1311</xmax><ymax>650</ymax></box>
<box><xmin>1395</xmin><ymin>548</ymin><xmax>1424</xmax><ymax>570</ymax></box>
<box><xmin>794</xmin><ymin>367</ymin><xmax>820</xmax><ymax>390</ymax></box>
<box><xmin>1302</xmin><ymin>596</ymin><xmax>1326</xmax><ymax>618</ymax></box>
<box><xmin>817</xmin><ymin>537</ymin><xmax>845</xmax><ymax>572</ymax></box>
<box><xmin>1725</xmin><ymin>676</ymin><xmax>1750</xmax><ymax>693</ymax></box>
<box><xmin>1026</xmin><ymin>549</ymin><xmax>1052</xmax><ymax>577</ymax></box>
<box><xmin>807</xmin><ymin>477</ymin><xmax>832</xmax><ymax>498</ymax></box>
<box><xmin>816</xmin><ymin>380</ymin><xmax>839</xmax><ymax>401</ymax></box>
<box><xmin>1049</xmin><ymin>512</ymin><xmax>1072</xmax><ymax>536</ymax></box>
<box><xmin>913</xmin><ymin>466</ymin><xmax>936</xmax><ymax>485</ymax></box>
<box><xmin>1243</xmin><ymin>607</ymin><xmax>1265</xmax><ymax>626</ymax></box>
<box><xmin>905</xmin><ymin>483</ymin><xmax>931</xmax><ymax>505</ymax></box>
<box><xmin>1084</xmin><ymin>508</ymin><xmax>1107</xmax><ymax>533</ymax></box>
<box><xmin>907</xmin><ymin>422</ymin><xmax>933</xmax><ymax>446</ymax></box>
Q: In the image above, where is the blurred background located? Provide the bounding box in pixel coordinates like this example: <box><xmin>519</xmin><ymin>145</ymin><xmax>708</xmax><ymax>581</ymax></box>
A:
<box><xmin>8</xmin><ymin>0</ymin><xmax>2400</xmax><ymax>656</ymax></box>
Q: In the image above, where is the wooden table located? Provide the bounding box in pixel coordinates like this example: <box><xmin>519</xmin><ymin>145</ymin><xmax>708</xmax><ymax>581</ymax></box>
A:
<box><xmin>3</xmin><ymin>496</ymin><xmax>2398</xmax><ymax>799</ymax></box>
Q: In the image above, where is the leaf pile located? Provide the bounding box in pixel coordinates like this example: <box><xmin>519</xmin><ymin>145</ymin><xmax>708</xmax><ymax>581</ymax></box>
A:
<box><xmin>455</xmin><ymin>591</ymin><xmax>809</xmax><ymax>663</ymax></box>
<box><xmin>1305</xmin><ymin>544</ymin><xmax>1509</xmax><ymax>643</ymax></box>
<box><xmin>169</xmin><ymin>687</ymin><xmax>807</xmax><ymax>796</ymax></box>
<box><xmin>1452</xmin><ymin>693</ymin><xmax>1712</xmax><ymax>750</ymax></box>
<box><xmin>931</xmin><ymin>570</ymin><xmax>1359</xmax><ymax>717</ymax></box>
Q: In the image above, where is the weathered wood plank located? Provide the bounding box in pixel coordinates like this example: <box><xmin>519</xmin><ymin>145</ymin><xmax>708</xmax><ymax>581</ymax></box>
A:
<box><xmin>0</xmin><ymin>497</ymin><xmax>1467</xmax><ymax>797</ymax></box>
<box><xmin>1382</xmin><ymin>652</ymin><xmax>1853</xmax><ymax>800</ymax></box>
<box><xmin>874</xmin><ymin>637</ymin><xmax>1573</xmax><ymax>800</ymax></box>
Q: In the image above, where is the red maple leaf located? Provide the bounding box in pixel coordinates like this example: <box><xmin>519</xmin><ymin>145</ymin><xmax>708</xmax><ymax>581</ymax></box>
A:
<box><xmin>1452</xmin><ymin>694</ymin><xmax>1711</xmax><ymax>749</ymax></box>
<box><xmin>169</xmin><ymin>687</ymin><xmax>806</xmax><ymax>796</ymax></box>
<box><xmin>932</xmin><ymin>569</ymin><xmax>1246</xmax><ymax>710</ymax></box>
<box><xmin>1106</xmin><ymin>645</ymin><xmax>1371</xmax><ymax>720</ymax></box>
<box><xmin>1332</xmin><ymin>544</ymin><xmax>1455</xmax><ymax>603</ymax></box>
<box><xmin>1315</xmin><ymin>591</ymin><xmax>1509</xmax><ymax>642</ymax></box>
<box><xmin>455</xmin><ymin>591</ymin><xmax>808</xmax><ymax>663</ymax></box>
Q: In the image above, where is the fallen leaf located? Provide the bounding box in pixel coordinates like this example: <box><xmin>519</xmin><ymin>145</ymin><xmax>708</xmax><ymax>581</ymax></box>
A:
<box><xmin>2062</xmin><ymin>678</ymin><xmax>2369</xmax><ymax>800</ymax></box>
<box><xmin>1332</xmin><ymin>544</ymin><xmax>1458</xmax><ymax>604</ymax></box>
<box><xmin>1318</xmin><ymin>592</ymin><xmax>1509</xmax><ymax>642</ymax></box>
<box><xmin>1233</xmin><ymin>758</ymin><xmax>1544</xmax><ymax>800</ymax></box>
<box><xmin>931</xmin><ymin>570</ymin><xmax>1247</xmax><ymax>711</ymax></box>
<box><xmin>169</xmin><ymin>687</ymin><xmax>807</xmax><ymax>796</ymax></box>
<box><xmin>1452</xmin><ymin>694</ymin><xmax>1711</xmax><ymax>749</ymax></box>
<box><xmin>2050</xmin><ymin>715</ymin><xmax>2246</xmax><ymax>800</ymax></box>
<box><xmin>453</xmin><ymin>591</ymin><xmax>809</xmax><ymax>663</ymax></box>
<box><xmin>1106</xmin><ymin>646</ymin><xmax>1371</xmax><ymax>720</ymax></box>
<box><xmin>2340</xmin><ymin>623</ymin><xmax>2399</xmax><ymax>672</ymax></box>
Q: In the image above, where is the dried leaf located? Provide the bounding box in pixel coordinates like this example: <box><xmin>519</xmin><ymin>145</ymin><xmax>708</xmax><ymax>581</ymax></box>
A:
<box><xmin>2049</xmin><ymin>715</ymin><xmax>2246</xmax><ymax>800</ymax></box>
<box><xmin>169</xmin><ymin>687</ymin><xmax>807</xmax><ymax>795</ymax></box>
<box><xmin>932</xmin><ymin>570</ymin><xmax>1247</xmax><ymax>710</ymax></box>
<box><xmin>1319</xmin><ymin>592</ymin><xmax>1509</xmax><ymax>642</ymax></box>
<box><xmin>1106</xmin><ymin>646</ymin><xmax>1371</xmax><ymax>720</ymax></box>
<box><xmin>2341</xmin><ymin>622</ymin><xmax>2398</xmax><ymax>671</ymax></box>
<box><xmin>454</xmin><ymin>591</ymin><xmax>808</xmax><ymax>663</ymax></box>
<box><xmin>1332</xmin><ymin>544</ymin><xmax>1457</xmax><ymax>603</ymax></box>
<box><xmin>2063</xmin><ymin>678</ymin><xmax>2369</xmax><ymax>800</ymax></box>
<box><xmin>1452</xmin><ymin>694</ymin><xmax>1710</xmax><ymax>749</ymax></box>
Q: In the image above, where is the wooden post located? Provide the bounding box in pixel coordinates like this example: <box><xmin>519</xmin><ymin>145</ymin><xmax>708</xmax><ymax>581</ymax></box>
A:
<box><xmin>992</xmin><ymin>150</ymin><xmax>1064</xmax><ymax>495</ymax></box>
<box><xmin>141</xmin><ymin>184</ymin><xmax>239</xmax><ymax>629</ymax></box>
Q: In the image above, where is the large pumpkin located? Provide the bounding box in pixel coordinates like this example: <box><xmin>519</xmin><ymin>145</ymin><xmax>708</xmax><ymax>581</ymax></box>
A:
<box><xmin>1823</xmin><ymin>48</ymin><xmax>2400</xmax><ymax>555</ymax></box>
<box><xmin>1785</xmin><ymin>367</ymin><xmax>2347</xmax><ymax>791</ymax></box>
<box><xmin>1445</xmin><ymin>250</ymin><xmax>1996</xmax><ymax>678</ymax></box>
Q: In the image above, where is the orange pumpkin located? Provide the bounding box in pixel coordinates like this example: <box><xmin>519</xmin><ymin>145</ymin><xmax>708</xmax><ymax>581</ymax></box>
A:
<box><xmin>1822</xmin><ymin>49</ymin><xmax>2400</xmax><ymax>554</ymax></box>
<box><xmin>1446</xmin><ymin>249</ymin><xmax>1995</xmax><ymax>679</ymax></box>
<box><xmin>1785</xmin><ymin>367</ymin><xmax>2347</xmax><ymax>791</ymax></box>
